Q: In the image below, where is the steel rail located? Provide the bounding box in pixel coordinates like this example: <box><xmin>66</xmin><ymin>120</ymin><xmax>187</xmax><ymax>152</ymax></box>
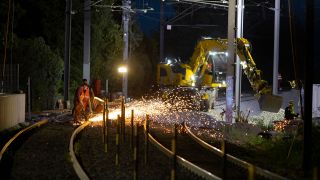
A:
<box><xmin>145</xmin><ymin>124</ymin><xmax>221</xmax><ymax>180</ymax></box>
<box><xmin>0</xmin><ymin>119</ymin><xmax>49</xmax><ymax>161</ymax></box>
<box><xmin>69</xmin><ymin>121</ymin><xmax>91</xmax><ymax>180</ymax></box>
<box><xmin>183</xmin><ymin>122</ymin><xmax>288</xmax><ymax>180</ymax></box>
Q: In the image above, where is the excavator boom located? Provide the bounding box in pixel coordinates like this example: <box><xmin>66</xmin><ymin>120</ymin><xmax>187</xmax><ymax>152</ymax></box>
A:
<box><xmin>236</xmin><ymin>38</ymin><xmax>282</xmax><ymax>112</ymax></box>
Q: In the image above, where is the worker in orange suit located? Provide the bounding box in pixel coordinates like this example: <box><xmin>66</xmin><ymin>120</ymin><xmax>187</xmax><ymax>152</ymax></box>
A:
<box><xmin>72</xmin><ymin>79</ymin><xmax>92</xmax><ymax>124</ymax></box>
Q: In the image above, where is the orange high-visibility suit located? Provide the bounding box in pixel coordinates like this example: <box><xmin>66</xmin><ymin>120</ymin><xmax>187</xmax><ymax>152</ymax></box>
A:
<box><xmin>73</xmin><ymin>85</ymin><xmax>91</xmax><ymax>123</ymax></box>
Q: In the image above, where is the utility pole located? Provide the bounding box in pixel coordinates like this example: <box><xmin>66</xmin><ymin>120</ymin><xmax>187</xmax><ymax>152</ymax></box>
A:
<box><xmin>64</xmin><ymin>0</ymin><xmax>72</xmax><ymax>103</ymax></box>
<box><xmin>235</xmin><ymin>0</ymin><xmax>244</xmax><ymax>118</ymax></box>
<box><xmin>304</xmin><ymin>0</ymin><xmax>313</xmax><ymax>175</ymax></box>
<box><xmin>122</xmin><ymin>0</ymin><xmax>130</xmax><ymax>101</ymax></box>
<box><xmin>272</xmin><ymin>0</ymin><xmax>280</xmax><ymax>95</ymax></box>
<box><xmin>160</xmin><ymin>0</ymin><xmax>164</xmax><ymax>62</ymax></box>
<box><xmin>83</xmin><ymin>0</ymin><xmax>91</xmax><ymax>83</ymax></box>
<box><xmin>226</xmin><ymin>0</ymin><xmax>236</xmax><ymax>123</ymax></box>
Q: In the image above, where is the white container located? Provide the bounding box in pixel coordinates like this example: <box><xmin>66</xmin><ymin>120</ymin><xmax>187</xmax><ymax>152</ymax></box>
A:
<box><xmin>0</xmin><ymin>93</ymin><xmax>26</xmax><ymax>131</ymax></box>
<box><xmin>313</xmin><ymin>84</ymin><xmax>320</xmax><ymax>118</ymax></box>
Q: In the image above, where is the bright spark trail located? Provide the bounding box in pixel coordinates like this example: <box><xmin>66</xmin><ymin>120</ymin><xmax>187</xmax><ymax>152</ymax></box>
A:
<box><xmin>88</xmin><ymin>89</ymin><xmax>287</xmax><ymax>143</ymax></box>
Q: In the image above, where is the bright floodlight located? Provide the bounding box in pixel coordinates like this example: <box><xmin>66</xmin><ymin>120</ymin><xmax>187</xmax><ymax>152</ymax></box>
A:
<box><xmin>118</xmin><ymin>66</ymin><xmax>127</xmax><ymax>73</ymax></box>
<box><xmin>191</xmin><ymin>75</ymin><xmax>196</xmax><ymax>81</ymax></box>
<box><xmin>208</xmin><ymin>51</ymin><xmax>217</xmax><ymax>56</ymax></box>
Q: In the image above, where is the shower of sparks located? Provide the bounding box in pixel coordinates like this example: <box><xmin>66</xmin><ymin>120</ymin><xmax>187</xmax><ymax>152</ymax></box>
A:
<box><xmin>88</xmin><ymin>114</ymin><xmax>104</xmax><ymax>122</ymax></box>
<box><xmin>87</xmin><ymin>87</ymin><xmax>225</xmax><ymax>140</ymax></box>
<box><xmin>88</xmin><ymin>88</ymin><xmax>289</xmax><ymax>142</ymax></box>
<box><xmin>273</xmin><ymin>120</ymin><xmax>289</xmax><ymax>132</ymax></box>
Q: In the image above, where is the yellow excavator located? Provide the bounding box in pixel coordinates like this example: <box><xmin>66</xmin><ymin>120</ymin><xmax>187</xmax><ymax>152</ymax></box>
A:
<box><xmin>156</xmin><ymin>37</ymin><xmax>282</xmax><ymax>112</ymax></box>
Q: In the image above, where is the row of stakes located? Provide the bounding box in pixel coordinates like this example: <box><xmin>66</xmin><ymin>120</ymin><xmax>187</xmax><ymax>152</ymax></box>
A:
<box><xmin>100</xmin><ymin>97</ymin><xmax>178</xmax><ymax>180</ymax></box>
<box><xmin>99</xmin><ymin>98</ymin><xmax>320</xmax><ymax>180</ymax></box>
<box><xmin>99</xmin><ymin>98</ymin><xmax>262</xmax><ymax>180</ymax></box>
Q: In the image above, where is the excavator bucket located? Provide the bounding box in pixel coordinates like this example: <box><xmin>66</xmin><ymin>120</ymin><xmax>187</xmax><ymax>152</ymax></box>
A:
<box><xmin>258</xmin><ymin>94</ymin><xmax>283</xmax><ymax>113</ymax></box>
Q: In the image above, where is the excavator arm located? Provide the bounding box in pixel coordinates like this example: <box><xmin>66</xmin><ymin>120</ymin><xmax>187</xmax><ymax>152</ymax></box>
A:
<box><xmin>189</xmin><ymin>37</ymin><xmax>282</xmax><ymax>112</ymax></box>
<box><xmin>236</xmin><ymin>38</ymin><xmax>282</xmax><ymax>112</ymax></box>
<box><xmin>236</xmin><ymin>38</ymin><xmax>271</xmax><ymax>95</ymax></box>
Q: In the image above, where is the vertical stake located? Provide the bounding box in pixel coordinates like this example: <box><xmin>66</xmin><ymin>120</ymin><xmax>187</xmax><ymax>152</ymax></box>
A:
<box><xmin>133</xmin><ymin>124</ymin><xmax>138</xmax><ymax>180</ymax></box>
<box><xmin>27</xmin><ymin>77</ymin><xmax>31</xmax><ymax>120</ymax></box>
<box><xmin>105</xmin><ymin>98</ymin><xmax>109</xmax><ymax>152</ymax></box>
<box><xmin>105</xmin><ymin>109</ymin><xmax>109</xmax><ymax>153</ymax></box>
<box><xmin>120</xmin><ymin>97</ymin><xmax>124</xmax><ymax>136</ymax></box>
<box><xmin>248</xmin><ymin>163</ymin><xmax>255</xmax><ymax>180</ymax></box>
<box><xmin>131</xmin><ymin>109</ymin><xmax>134</xmax><ymax>149</ymax></box>
<box><xmin>313</xmin><ymin>167</ymin><xmax>318</xmax><ymax>180</ymax></box>
<box><xmin>222</xmin><ymin>140</ymin><xmax>227</xmax><ymax>179</ymax></box>
<box><xmin>171</xmin><ymin>124</ymin><xmax>177</xmax><ymax>180</ymax></box>
<box><xmin>144</xmin><ymin>114</ymin><xmax>149</xmax><ymax>164</ymax></box>
<box><xmin>123</xmin><ymin>98</ymin><xmax>126</xmax><ymax>142</ymax></box>
<box><xmin>102</xmin><ymin>98</ymin><xmax>106</xmax><ymax>144</ymax></box>
<box><xmin>116</xmin><ymin>115</ymin><xmax>120</xmax><ymax>166</ymax></box>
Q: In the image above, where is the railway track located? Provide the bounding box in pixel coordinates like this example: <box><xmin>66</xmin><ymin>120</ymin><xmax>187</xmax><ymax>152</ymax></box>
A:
<box><xmin>71</xmin><ymin>117</ymin><xmax>286</xmax><ymax>179</ymax></box>
<box><xmin>182</xmin><ymin>122</ymin><xmax>288</xmax><ymax>180</ymax></box>
<box><xmin>0</xmin><ymin>112</ymin><xmax>79</xmax><ymax>179</ymax></box>
<box><xmin>149</xmin><ymin>121</ymin><xmax>251</xmax><ymax>180</ymax></box>
<box><xmin>0</xmin><ymin>120</ymin><xmax>49</xmax><ymax>178</ymax></box>
<box><xmin>71</xmin><ymin>120</ymin><xmax>221</xmax><ymax>179</ymax></box>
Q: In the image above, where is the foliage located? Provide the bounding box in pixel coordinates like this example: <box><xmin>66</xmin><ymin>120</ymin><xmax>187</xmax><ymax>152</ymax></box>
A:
<box><xmin>219</xmin><ymin>119</ymin><xmax>320</xmax><ymax>178</ymax></box>
<box><xmin>91</xmin><ymin>6</ymin><xmax>123</xmax><ymax>82</ymax></box>
<box><xmin>235</xmin><ymin>110</ymin><xmax>250</xmax><ymax>123</ymax></box>
<box><xmin>237</xmin><ymin>124</ymin><xmax>320</xmax><ymax>177</ymax></box>
<box><xmin>126</xmin><ymin>33</ymin><xmax>159</xmax><ymax>97</ymax></box>
<box><xmin>13</xmin><ymin>37</ymin><xmax>63</xmax><ymax>110</ymax></box>
<box><xmin>128</xmin><ymin>46</ymin><xmax>152</xmax><ymax>97</ymax></box>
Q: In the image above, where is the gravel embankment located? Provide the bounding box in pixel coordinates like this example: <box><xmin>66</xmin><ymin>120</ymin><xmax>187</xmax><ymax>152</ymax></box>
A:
<box><xmin>9</xmin><ymin>120</ymin><xmax>78</xmax><ymax>179</ymax></box>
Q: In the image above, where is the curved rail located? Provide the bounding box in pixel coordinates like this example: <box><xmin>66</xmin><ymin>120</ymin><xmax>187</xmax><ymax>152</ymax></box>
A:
<box><xmin>183</xmin><ymin>122</ymin><xmax>288</xmax><ymax>180</ymax></box>
<box><xmin>69</xmin><ymin>121</ymin><xmax>91</xmax><ymax>180</ymax></box>
<box><xmin>0</xmin><ymin>119</ymin><xmax>49</xmax><ymax>161</ymax></box>
<box><xmin>145</xmin><ymin>124</ymin><xmax>221</xmax><ymax>180</ymax></box>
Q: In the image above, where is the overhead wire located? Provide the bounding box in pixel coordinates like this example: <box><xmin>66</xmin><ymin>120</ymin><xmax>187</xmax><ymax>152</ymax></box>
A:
<box><xmin>288</xmin><ymin>0</ymin><xmax>304</xmax><ymax>117</ymax></box>
<box><xmin>166</xmin><ymin>5</ymin><xmax>201</xmax><ymax>24</ymax></box>
<box><xmin>288</xmin><ymin>0</ymin><xmax>298</xmax><ymax>83</ymax></box>
<box><xmin>246</xmin><ymin>0</ymin><xmax>272</xmax><ymax>9</ymax></box>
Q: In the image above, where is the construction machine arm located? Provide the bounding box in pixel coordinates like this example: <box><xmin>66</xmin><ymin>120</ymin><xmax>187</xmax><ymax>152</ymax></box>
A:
<box><xmin>236</xmin><ymin>38</ymin><xmax>271</xmax><ymax>95</ymax></box>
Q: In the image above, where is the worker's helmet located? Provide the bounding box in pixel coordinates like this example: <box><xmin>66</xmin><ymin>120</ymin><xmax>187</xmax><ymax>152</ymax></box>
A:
<box><xmin>289</xmin><ymin>100</ymin><xmax>294</xmax><ymax>105</ymax></box>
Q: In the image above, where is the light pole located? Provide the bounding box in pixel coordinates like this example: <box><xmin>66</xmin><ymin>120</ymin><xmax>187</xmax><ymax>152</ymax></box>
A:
<box><xmin>122</xmin><ymin>0</ymin><xmax>130</xmax><ymax>103</ymax></box>
<box><xmin>272</xmin><ymin>0</ymin><xmax>280</xmax><ymax>95</ymax></box>
<box><xmin>64</xmin><ymin>0</ymin><xmax>72</xmax><ymax>104</ymax></box>
<box><xmin>235</xmin><ymin>0</ymin><xmax>244</xmax><ymax>120</ymax></box>
<box><xmin>118</xmin><ymin>65</ymin><xmax>128</xmax><ymax>101</ymax></box>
